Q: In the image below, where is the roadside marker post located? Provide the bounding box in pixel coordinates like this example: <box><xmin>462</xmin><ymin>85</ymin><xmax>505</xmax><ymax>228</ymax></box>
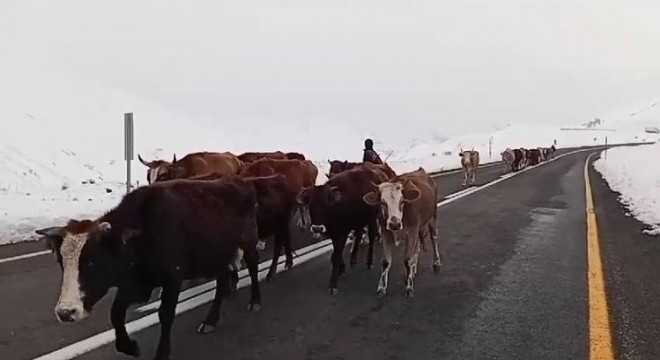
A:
<box><xmin>124</xmin><ymin>113</ymin><xmax>134</xmax><ymax>194</ymax></box>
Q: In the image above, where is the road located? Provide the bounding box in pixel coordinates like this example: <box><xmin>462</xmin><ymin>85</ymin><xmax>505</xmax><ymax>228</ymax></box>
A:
<box><xmin>0</xmin><ymin>143</ymin><xmax>657</xmax><ymax>360</ymax></box>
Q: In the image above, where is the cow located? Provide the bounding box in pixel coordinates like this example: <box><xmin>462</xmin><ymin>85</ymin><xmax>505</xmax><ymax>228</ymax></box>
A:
<box><xmin>500</xmin><ymin>148</ymin><xmax>516</xmax><ymax>174</ymax></box>
<box><xmin>34</xmin><ymin>176</ymin><xmax>262</xmax><ymax>360</ymax></box>
<box><xmin>240</xmin><ymin>159</ymin><xmax>318</xmax><ymax>230</ymax></box>
<box><xmin>325</xmin><ymin>161</ymin><xmax>397</xmax><ymax>246</ymax></box>
<box><xmin>362</xmin><ymin>167</ymin><xmax>439</xmax><ymax>297</ymax></box>
<box><xmin>295</xmin><ymin>165</ymin><xmax>391</xmax><ymax>293</ymax></box>
<box><xmin>285</xmin><ymin>152</ymin><xmax>306</xmax><ymax>160</ymax></box>
<box><xmin>150</xmin><ymin>151</ymin><xmax>244</xmax><ymax>183</ymax></box>
<box><xmin>137</xmin><ymin>154</ymin><xmax>175</xmax><ymax>184</ymax></box>
<box><xmin>459</xmin><ymin>149</ymin><xmax>480</xmax><ymax>186</ymax></box>
<box><xmin>527</xmin><ymin>148</ymin><xmax>542</xmax><ymax>166</ymax></box>
<box><xmin>537</xmin><ymin>147</ymin><xmax>547</xmax><ymax>162</ymax></box>
<box><xmin>546</xmin><ymin>145</ymin><xmax>556</xmax><ymax>159</ymax></box>
<box><xmin>237</xmin><ymin>151</ymin><xmax>287</xmax><ymax>164</ymax></box>
<box><xmin>512</xmin><ymin>148</ymin><xmax>525</xmax><ymax>171</ymax></box>
<box><xmin>191</xmin><ymin>172</ymin><xmax>299</xmax><ymax>282</ymax></box>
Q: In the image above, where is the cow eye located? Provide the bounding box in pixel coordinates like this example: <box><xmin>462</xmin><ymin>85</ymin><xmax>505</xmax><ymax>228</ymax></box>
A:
<box><xmin>87</xmin><ymin>261</ymin><xmax>94</xmax><ymax>268</ymax></box>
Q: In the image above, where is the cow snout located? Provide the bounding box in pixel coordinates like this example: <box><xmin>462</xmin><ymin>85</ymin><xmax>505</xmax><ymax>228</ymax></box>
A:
<box><xmin>56</xmin><ymin>308</ymin><xmax>79</xmax><ymax>323</ymax></box>
<box><xmin>386</xmin><ymin>217</ymin><xmax>402</xmax><ymax>231</ymax></box>
<box><xmin>310</xmin><ymin>224</ymin><xmax>326</xmax><ymax>234</ymax></box>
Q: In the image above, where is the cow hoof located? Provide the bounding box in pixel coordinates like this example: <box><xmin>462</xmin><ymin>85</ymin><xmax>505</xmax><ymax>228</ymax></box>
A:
<box><xmin>433</xmin><ymin>264</ymin><xmax>441</xmax><ymax>272</ymax></box>
<box><xmin>405</xmin><ymin>288</ymin><xmax>414</xmax><ymax>298</ymax></box>
<box><xmin>196</xmin><ymin>323</ymin><xmax>216</xmax><ymax>334</ymax></box>
<box><xmin>377</xmin><ymin>289</ymin><xmax>387</xmax><ymax>298</ymax></box>
<box><xmin>115</xmin><ymin>339</ymin><xmax>140</xmax><ymax>357</ymax></box>
<box><xmin>265</xmin><ymin>270</ymin><xmax>275</xmax><ymax>282</ymax></box>
<box><xmin>328</xmin><ymin>288</ymin><xmax>339</xmax><ymax>295</ymax></box>
<box><xmin>247</xmin><ymin>303</ymin><xmax>261</xmax><ymax>312</ymax></box>
<box><xmin>366</xmin><ymin>263</ymin><xmax>373</xmax><ymax>270</ymax></box>
<box><xmin>350</xmin><ymin>259</ymin><xmax>357</xmax><ymax>268</ymax></box>
<box><xmin>285</xmin><ymin>261</ymin><xmax>293</xmax><ymax>270</ymax></box>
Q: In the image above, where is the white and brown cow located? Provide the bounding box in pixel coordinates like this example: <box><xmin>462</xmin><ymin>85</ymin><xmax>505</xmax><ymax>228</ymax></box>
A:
<box><xmin>459</xmin><ymin>149</ymin><xmax>480</xmax><ymax>186</ymax></box>
<box><xmin>500</xmin><ymin>148</ymin><xmax>516</xmax><ymax>174</ymax></box>
<box><xmin>362</xmin><ymin>167</ymin><xmax>440</xmax><ymax>298</ymax></box>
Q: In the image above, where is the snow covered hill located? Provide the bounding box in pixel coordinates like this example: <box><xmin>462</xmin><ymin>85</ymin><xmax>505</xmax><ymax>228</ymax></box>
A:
<box><xmin>1</xmin><ymin>60</ymin><xmax>658</xmax><ymax>244</ymax></box>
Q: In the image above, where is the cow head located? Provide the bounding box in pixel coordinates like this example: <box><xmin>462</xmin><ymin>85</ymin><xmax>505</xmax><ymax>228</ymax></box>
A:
<box><xmin>459</xmin><ymin>150</ymin><xmax>472</xmax><ymax>167</ymax></box>
<box><xmin>138</xmin><ymin>154</ymin><xmax>176</xmax><ymax>184</ymax></box>
<box><xmin>327</xmin><ymin>160</ymin><xmax>349</xmax><ymax>179</ymax></box>
<box><xmin>35</xmin><ymin>220</ymin><xmax>135</xmax><ymax>323</ymax></box>
<box><xmin>296</xmin><ymin>184</ymin><xmax>343</xmax><ymax>238</ymax></box>
<box><xmin>363</xmin><ymin>179</ymin><xmax>420</xmax><ymax>231</ymax></box>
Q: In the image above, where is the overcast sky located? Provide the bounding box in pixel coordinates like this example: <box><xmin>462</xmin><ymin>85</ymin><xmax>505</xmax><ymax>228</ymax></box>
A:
<box><xmin>5</xmin><ymin>0</ymin><xmax>660</xmax><ymax>137</ymax></box>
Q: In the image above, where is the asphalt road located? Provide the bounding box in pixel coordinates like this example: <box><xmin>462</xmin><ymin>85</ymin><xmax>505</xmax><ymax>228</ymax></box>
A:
<box><xmin>0</xmin><ymin>143</ymin><xmax>656</xmax><ymax>360</ymax></box>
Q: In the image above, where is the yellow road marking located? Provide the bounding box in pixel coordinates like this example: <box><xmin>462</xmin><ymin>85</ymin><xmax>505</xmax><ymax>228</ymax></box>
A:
<box><xmin>584</xmin><ymin>152</ymin><xmax>615</xmax><ymax>360</ymax></box>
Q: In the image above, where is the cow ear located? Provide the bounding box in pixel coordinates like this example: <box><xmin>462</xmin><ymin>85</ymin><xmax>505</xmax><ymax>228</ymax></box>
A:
<box><xmin>458</xmin><ymin>152</ymin><xmax>463</xmax><ymax>157</ymax></box>
<box><xmin>363</xmin><ymin>191</ymin><xmax>379</xmax><ymax>206</ymax></box>
<box><xmin>402</xmin><ymin>182</ymin><xmax>421</xmax><ymax>202</ymax></box>
<box><xmin>35</xmin><ymin>226</ymin><xmax>64</xmax><ymax>237</ymax></box>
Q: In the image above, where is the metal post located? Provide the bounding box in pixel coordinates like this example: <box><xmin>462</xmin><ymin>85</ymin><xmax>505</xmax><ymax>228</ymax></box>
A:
<box><xmin>124</xmin><ymin>113</ymin><xmax>134</xmax><ymax>194</ymax></box>
<box><xmin>604</xmin><ymin>136</ymin><xmax>608</xmax><ymax>160</ymax></box>
<box><xmin>489</xmin><ymin>137</ymin><xmax>493</xmax><ymax>159</ymax></box>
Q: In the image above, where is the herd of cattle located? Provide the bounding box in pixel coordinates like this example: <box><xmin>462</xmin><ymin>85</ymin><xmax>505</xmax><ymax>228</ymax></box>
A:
<box><xmin>32</xmin><ymin>145</ymin><xmax>555</xmax><ymax>360</ymax></box>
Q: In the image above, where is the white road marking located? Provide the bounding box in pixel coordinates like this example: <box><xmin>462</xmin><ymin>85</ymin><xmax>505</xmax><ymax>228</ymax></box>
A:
<box><xmin>0</xmin><ymin>250</ymin><xmax>51</xmax><ymax>264</ymax></box>
<box><xmin>27</xmin><ymin>145</ymin><xmax>615</xmax><ymax>360</ymax></box>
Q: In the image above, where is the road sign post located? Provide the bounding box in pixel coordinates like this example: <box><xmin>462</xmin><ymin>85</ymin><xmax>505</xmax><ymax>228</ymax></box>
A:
<box><xmin>124</xmin><ymin>113</ymin><xmax>134</xmax><ymax>194</ymax></box>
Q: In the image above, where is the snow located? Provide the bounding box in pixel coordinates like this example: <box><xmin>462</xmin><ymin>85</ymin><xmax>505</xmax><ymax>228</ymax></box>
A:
<box><xmin>1</xmin><ymin>58</ymin><xmax>659</xmax><ymax>244</ymax></box>
<box><xmin>593</xmin><ymin>141</ymin><xmax>660</xmax><ymax>236</ymax></box>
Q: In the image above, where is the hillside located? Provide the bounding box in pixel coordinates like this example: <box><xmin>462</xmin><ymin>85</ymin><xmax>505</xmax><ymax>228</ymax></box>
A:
<box><xmin>1</xmin><ymin>61</ymin><xmax>658</xmax><ymax>243</ymax></box>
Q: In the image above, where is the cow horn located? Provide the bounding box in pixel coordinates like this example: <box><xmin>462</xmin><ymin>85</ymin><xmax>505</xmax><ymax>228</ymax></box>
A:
<box><xmin>137</xmin><ymin>154</ymin><xmax>150</xmax><ymax>166</ymax></box>
<box><xmin>327</xmin><ymin>159</ymin><xmax>332</xmax><ymax>165</ymax></box>
<box><xmin>172</xmin><ymin>154</ymin><xmax>177</xmax><ymax>163</ymax></box>
<box><xmin>35</xmin><ymin>226</ymin><xmax>64</xmax><ymax>237</ymax></box>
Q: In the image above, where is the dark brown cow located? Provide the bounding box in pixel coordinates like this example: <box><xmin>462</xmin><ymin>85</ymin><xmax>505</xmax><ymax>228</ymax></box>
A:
<box><xmin>148</xmin><ymin>151</ymin><xmax>244</xmax><ymax>183</ymax></box>
<box><xmin>35</xmin><ymin>176</ymin><xmax>261</xmax><ymax>360</ymax></box>
<box><xmin>190</xmin><ymin>172</ymin><xmax>298</xmax><ymax>281</ymax></box>
<box><xmin>327</xmin><ymin>160</ymin><xmax>396</xmax><ymax>179</ymax></box>
<box><xmin>295</xmin><ymin>165</ymin><xmax>391</xmax><ymax>293</ymax></box>
<box><xmin>240</xmin><ymin>159</ymin><xmax>319</xmax><ymax>229</ymax></box>
<box><xmin>527</xmin><ymin>148</ymin><xmax>542</xmax><ymax>166</ymax></box>
<box><xmin>363</xmin><ymin>167</ymin><xmax>439</xmax><ymax>297</ymax></box>
<box><xmin>237</xmin><ymin>151</ymin><xmax>287</xmax><ymax>164</ymax></box>
<box><xmin>285</xmin><ymin>152</ymin><xmax>306</xmax><ymax>160</ymax></box>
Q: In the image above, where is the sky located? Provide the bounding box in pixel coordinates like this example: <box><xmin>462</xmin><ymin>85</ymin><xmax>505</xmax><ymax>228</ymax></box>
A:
<box><xmin>4</xmin><ymin>0</ymin><xmax>660</xmax><ymax>138</ymax></box>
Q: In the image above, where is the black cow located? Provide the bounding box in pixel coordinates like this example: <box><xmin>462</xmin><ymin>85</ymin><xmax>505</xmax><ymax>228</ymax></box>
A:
<box><xmin>35</xmin><ymin>176</ymin><xmax>261</xmax><ymax>360</ymax></box>
<box><xmin>296</xmin><ymin>165</ymin><xmax>390</xmax><ymax>294</ymax></box>
<box><xmin>528</xmin><ymin>148</ymin><xmax>542</xmax><ymax>166</ymax></box>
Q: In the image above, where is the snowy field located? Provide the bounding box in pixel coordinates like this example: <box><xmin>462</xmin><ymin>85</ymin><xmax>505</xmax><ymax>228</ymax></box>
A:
<box><xmin>1</xmin><ymin>61</ymin><xmax>659</xmax><ymax>244</ymax></box>
<box><xmin>594</xmin><ymin>141</ymin><xmax>660</xmax><ymax>236</ymax></box>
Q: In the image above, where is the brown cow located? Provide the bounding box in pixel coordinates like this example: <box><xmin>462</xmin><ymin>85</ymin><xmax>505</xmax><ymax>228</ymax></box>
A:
<box><xmin>149</xmin><ymin>151</ymin><xmax>244</xmax><ymax>183</ymax></box>
<box><xmin>363</xmin><ymin>167</ymin><xmax>439</xmax><ymax>297</ymax></box>
<box><xmin>237</xmin><ymin>151</ymin><xmax>287</xmax><ymax>164</ymax></box>
<box><xmin>137</xmin><ymin>154</ymin><xmax>175</xmax><ymax>184</ymax></box>
<box><xmin>459</xmin><ymin>149</ymin><xmax>480</xmax><ymax>187</ymax></box>
<box><xmin>327</xmin><ymin>160</ymin><xmax>396</xmax><ymax>179</ymax></box>
<box><xmin>190</xmin><ymin>172</ymin><xmax>299</xmax><ymax>282</ymax></box>
<box><xmin>240</xmin><ymin>159</ymin><xmax>318</xmax><ymax>229</ymax></box>
<box><xmin>285</xmin><ymin>152</ymin><xmax>306</xmax><ymax>160</ymax></box>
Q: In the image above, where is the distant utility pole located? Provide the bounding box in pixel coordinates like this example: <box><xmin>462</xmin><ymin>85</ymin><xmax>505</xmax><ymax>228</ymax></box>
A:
<box><xmin>124</xmin><ymin>113</ymin><xmax>134</xmax><ymax>194</ymax></box>
<box><xmin>488</xmin><ymin>137</ymin><xmax>493</xmax><ymax>159</ymax></box>
<box><xmin>604</xmin><ymin>136</ymin><xmax>608</xmax><ymax>160</ymax></box>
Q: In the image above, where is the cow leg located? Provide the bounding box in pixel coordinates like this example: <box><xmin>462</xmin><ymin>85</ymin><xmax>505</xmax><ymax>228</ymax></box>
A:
<box><xmin>153</xmin><ymin>281</ymin><xmax>181</xmax><ymax>360</ymax></box>
<box><xmin>243</xmin><ymin>242</ymin><xmax>262</xmax><ymax>311</ymax></box>
<box><xmin>428</xmin><ymin>221</ymin><xmax>442</xmax><ymax>272</ymax></box>
<box><xmin>462</xmin><ymin>168</ymin><xmax>468</xmax><ymax>186</ymax></box>
<box><xmin>111</xmin><ymin>294</ymin><xmax>140</xmax><ymax>357</ymax></box>
<box><xmin>377</xmin><ymin>231</ymin><xmax>394</xmax><ymax>297</ymax></box>
<box><xmin>266</xmin><ymin>226</ymin><xmax>292</xmax><ymax>281</ymax></box>
<box><xmin>197</xmin><ymin>267</ymin><xmax>230</xmax><ymax>334</ymax></box>
<box><xmin>404</xmin><ymin>227</ymin><xmax>421</xmax><ymax>298</ymax></box>
<box><xmin>366</xmin><ymin>221</ymin><xmax>379</xmax><ymax>269</ymax></box>
<box><xmin>328</xmin><ymin>230</ymin><xmax>349</xmax><ymax>294</ymax></box>
<box><xmin>471</xmin><ymin>168</ymin><xmax>477</xmax><ymax>186</ymax></box>
<box><xmin>349</xmin><ymin>227</ymin><xmax>365</xmax><ymax>268</ymax></box>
